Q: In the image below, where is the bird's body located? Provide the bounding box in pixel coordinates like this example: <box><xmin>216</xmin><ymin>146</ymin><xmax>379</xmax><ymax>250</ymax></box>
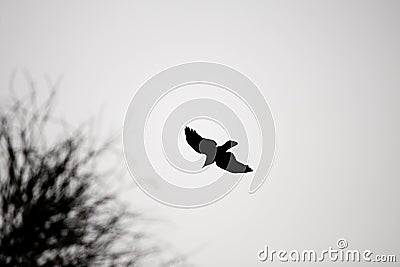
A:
<box><xmin>184</xmin><ymin>127</ymin><xmax>253</xmax><ymax>173</ymax></box>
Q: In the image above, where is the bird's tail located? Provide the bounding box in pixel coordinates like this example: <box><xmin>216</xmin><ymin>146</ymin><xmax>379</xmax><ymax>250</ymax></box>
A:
<box><xmin>244</xmin><ymin>166</ymin><xmax>253</xmax><ymax>173</ymax></box>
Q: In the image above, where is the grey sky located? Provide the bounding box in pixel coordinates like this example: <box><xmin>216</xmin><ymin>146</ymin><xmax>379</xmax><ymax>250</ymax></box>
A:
<box><xmin>1</xmin><ymin>1</ymin><xmax>399</xmax><ymax>266</ymax></box>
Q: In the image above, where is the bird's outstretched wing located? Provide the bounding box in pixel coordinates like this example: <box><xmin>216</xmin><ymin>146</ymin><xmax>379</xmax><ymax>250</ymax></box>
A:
<box><xmin>215</xmin><ymin>152</ymin><xmax>253</xmax><ymax>173</ymax></box>
<box><xmin>184</xmin><ymin>127</ymin><xmax>204</xmax><ymax>154</ymax></box>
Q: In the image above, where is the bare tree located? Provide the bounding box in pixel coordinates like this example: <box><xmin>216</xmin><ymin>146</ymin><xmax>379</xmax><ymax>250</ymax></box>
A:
<box><xmin>0</xmin><ymin>79</ymin><xmax>188</xmax><ymax>267</ymax></box>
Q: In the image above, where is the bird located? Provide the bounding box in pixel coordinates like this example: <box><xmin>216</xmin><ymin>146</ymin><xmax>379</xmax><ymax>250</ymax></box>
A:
<box><xmin>184</xmin><ymin>126</ymin><xmax>253</xmax><ymax>173</ymax></box>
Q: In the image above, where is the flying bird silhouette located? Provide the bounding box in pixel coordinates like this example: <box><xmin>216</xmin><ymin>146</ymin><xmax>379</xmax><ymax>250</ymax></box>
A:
<box><xmin>184</xmin><ymin>127</ymin><xmax>253</xmax><ymax>173</ymax></box>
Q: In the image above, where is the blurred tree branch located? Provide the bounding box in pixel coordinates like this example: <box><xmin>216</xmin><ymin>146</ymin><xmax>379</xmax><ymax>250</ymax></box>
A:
<box><xmin>0</xmin><ymin>76</ymin><xmax>189</xmax><ymax>267</ymax></box>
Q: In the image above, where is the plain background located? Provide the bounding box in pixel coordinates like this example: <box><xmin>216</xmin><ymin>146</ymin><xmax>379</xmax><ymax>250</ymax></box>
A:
<box><xmin>1</xmin><ymin>1</ymin><xmax>399</xmax><ymax>266</ymax></box>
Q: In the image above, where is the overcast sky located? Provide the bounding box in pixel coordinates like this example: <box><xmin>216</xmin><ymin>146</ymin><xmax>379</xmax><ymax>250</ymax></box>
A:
<box><xmin>1</xmin><ymin>1</ymin><xmax>399</xmax><ymax>266</ymax></box>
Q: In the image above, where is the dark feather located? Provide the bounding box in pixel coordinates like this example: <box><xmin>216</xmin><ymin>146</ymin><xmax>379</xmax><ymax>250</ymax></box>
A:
<box><xmin>184</xmin><ymin>127</ymin><xmax>204</xmax><ymax>153</ymax></box>
<box><xmin>215</xmin><ymin>152</ymin><xmax>253</xmax><ymax>173</ymax></box>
